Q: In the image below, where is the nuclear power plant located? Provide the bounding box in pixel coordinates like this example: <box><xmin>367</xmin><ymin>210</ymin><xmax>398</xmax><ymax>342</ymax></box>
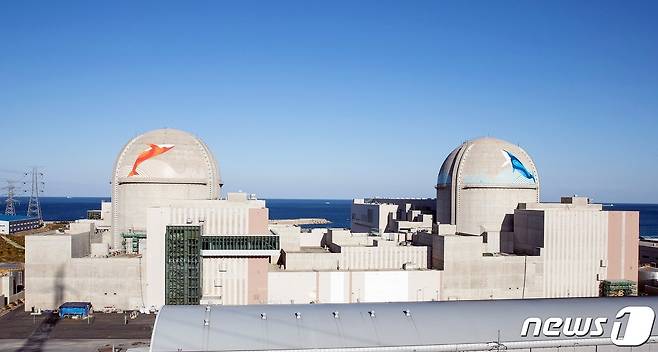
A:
<box><xmin>23</xmin><ymin>130</ymin><xmax>640</xmax><ymax>312</ymax></box>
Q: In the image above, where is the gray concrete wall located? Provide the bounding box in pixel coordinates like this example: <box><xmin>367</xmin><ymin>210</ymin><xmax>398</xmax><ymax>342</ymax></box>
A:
<box><xmin>284</xmin><ymin>252</ymin><xmax>340</xmax><ymax>271</ymax></box>
<box><xmin>25</xmin><ymin>233</ymin><xmax>144</xmax><ymax>311</ymax></box>
<box><xmin>435</xmin><ymin>234</ymin><xmax>543</xmax><ymax>300</ymax></box>
<box><xmin>351</xmin><ymin>201</ymin><xmax>398</xmax><ymax>233</ymax></box>
<box><xmin>25</xmin><ymin>256</ymin><xmax>144</xmax><ymax>311</ymax></box>
<box><xmin>412</xmin><ymin>233</ymin><xmax>445</xmax><ymax>269</ymax></box>
<box><xmin>514</xmin><ymin>206</ymin><xmax>608</xmax><ymax>298</ymax></box>
<box><xmin>269</xmin><ymin>225</ymin><xmax>301</xmax><ymax>252</ymax></box>
<box><xmin>457</xmin><ymin>187</ymin><xmax>537</xmax><ymax>235</ymax></box>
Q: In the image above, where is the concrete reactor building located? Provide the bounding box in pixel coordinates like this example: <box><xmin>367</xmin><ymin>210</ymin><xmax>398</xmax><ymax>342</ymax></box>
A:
<box><xmin>354</xmin><ymin>137</ymin><xmax>639</xmax><ymax>299</ymax></box>
<box><xmin>110</xmin><ymin>129</ymin><xmax>221</xmax><ymax>249</ymax></box>
<box><xmin>23</xmin><ymin>132</ymin><xmax>641</xmax><ymax>313</ymax></box>
<box><xmin>436</xmin><ymin>137</ymin><xmax>539</xmax><ymax>236</ymax></box>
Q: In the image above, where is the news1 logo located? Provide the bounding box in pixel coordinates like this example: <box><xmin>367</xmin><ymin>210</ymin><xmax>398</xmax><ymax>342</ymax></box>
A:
<box><xmin>521</xmin><ymin>306</ymin><xmax>656</xmax><ymax>347</ymax></box>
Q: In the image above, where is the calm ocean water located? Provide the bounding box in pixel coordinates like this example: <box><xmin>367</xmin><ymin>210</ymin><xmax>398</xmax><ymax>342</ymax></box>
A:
<box><xmin>1</xmin><ymin>197</ymin><xmax>354</xmax><ymax>229</ymax></box>
<box><xmin>602</xmin><ymin>203</ymin><xmax>658</xmax><ymax>238</ymax></box>
<box><xmin>2</xmin><ymin>197</ymin><xmax>657</xmax><ymax>236</ymax></box>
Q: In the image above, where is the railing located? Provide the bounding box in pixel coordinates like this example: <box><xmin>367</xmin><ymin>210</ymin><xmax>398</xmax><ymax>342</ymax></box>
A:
<box><xmin>201</xmin><ymin>235</ymin><xmax>279</xmax><ymax>251</ymax></box>
<box><xmin>121</xmin><ymin>232</ymin><xmax>146</xmax><ymax>239</ymax></box>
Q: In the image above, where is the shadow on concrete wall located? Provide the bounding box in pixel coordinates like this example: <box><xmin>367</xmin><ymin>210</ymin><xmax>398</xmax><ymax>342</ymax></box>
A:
<box><xmin>17</xmin><ymin>265</ymin><xmax>65</xmax><ymax>352</ymax></box>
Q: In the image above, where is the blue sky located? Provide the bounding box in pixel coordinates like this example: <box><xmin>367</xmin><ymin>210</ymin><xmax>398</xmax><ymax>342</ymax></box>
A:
<box><xmin>1</xmin><ymin>1</ymin><xmax>657</xmax><ymax>202</ymax></box>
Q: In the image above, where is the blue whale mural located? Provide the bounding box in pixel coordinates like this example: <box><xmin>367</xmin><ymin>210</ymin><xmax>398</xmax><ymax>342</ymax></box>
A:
<box><xmin>503</xmin><ymin>150</ymin><xmax>535</xmax><ymax>182</ymax></box>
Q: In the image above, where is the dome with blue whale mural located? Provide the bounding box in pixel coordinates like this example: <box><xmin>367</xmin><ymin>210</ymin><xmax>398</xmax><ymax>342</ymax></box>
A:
<box><xmin>436</xmin><ymin>137</ymin><xmax>540</xmax><ymax>235</ymax></box>
<box><xmin>437</xmin><ymin>137</ymin><xmax>539</xmax><ymax>187</ymax></box>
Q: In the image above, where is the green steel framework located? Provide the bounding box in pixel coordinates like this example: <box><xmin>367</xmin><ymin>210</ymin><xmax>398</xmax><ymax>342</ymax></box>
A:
<box><xmin>121</xmin><ymin>232</ymin><xmax>146</xmax><ymax>253</ymax></box>
<box><xmin>201</xmin><ymin>235</ymin><xmax>279</xmax><ymax>251</ymax></box>
<box><xmin>165</xmin><ymin>225</ymin><xmax>201</xmax><ymax>305</ymax></box>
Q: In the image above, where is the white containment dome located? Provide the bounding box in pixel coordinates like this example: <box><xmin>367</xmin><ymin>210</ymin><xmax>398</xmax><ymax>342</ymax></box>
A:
<box><xmin>111</xmin><ymin>128</ymin><xmax>221</xmax><ymax>248</ymax></box>
<box><xmin>436</xmin><ymin>137</ymin><xmax>539</xmax><ymax>235</ymax></box>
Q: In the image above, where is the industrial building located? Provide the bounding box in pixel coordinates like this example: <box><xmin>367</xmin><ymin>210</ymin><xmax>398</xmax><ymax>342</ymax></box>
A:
<box><xmin>638</xmin><ymin>239</ymin><xmax>658</xmax><ymax>294</ymax></box>
<box><xmin>0</xmin><ymin>215</ymin><xmax>40</xmax><ymax>234</ymax></box>
<box><xmin>418</xmin><ymin>137</ymin><xmax>637</xmax><ymax>299</ymax></box>
<box><xmin>640</xmin><ymin>238</ymin><xmax>658</xmax><ymax>266</ymax></box>
<box><xmin>351</xmin><ymin>198</ymin><xmax>434</xmax><ymax>234</ymax></box>
<box><xmin>23</xmin><ymin>132</ymin><xmax>641</xmax><ymax>312</ymax></box>
<box><xmin>0</xmin><ymin>263</ymin><xmax>24</xmax><ymax>306</ymax></box>
<box><xmin>150</xmin><ymin>297</ymin><xmax>658</xmax><ymax>352</ymax></box>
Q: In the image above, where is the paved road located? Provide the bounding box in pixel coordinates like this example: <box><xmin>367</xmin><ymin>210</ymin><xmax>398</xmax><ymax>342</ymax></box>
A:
<box><xmin>15</xmin><ymin>312</ymin><xmax>58</xmax><ymax>352</ymax></box>
<box><xmin>0</xmin><ymin>339</ymin><xmax>149</xmax><ymax>352</ymax></box>
<box><xmin>0</xmin><ymin>308</ymin><xmax>154</xmax><ymax>351</ymax></box>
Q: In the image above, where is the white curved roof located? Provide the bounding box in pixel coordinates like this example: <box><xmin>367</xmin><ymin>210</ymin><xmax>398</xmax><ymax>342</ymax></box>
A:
<box><xmin>437</xmin><ymin>137</ymin><xmax>539</xmax><ymax>189</ymax></box>
<box><xmin>150</xmin><ymin>297</ymin><xmax>658</xmax><ymax>352</ymax></box>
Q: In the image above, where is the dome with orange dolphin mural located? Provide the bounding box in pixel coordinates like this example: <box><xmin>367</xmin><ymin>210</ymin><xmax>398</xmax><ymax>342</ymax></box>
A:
<box><xmin>112</xmin><ymin>128</ymin><xmax>220</xmax><ymax>183</ymax></box>
<box><xmin>110</xmin><ymin>128</ymin><xmax>221</xmax><ymax>248</ymax></box>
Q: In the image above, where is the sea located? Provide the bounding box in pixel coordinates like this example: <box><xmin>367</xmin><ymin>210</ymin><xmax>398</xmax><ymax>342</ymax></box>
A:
<box><xmin>2</xmin><ymin>197</ymin><xmax>657</xmax><ymax>237</ymax></box>
<box><xmin>2</xmin><ymin>197</ymin><xmax>353</xmax><ymax>230</ymax></box>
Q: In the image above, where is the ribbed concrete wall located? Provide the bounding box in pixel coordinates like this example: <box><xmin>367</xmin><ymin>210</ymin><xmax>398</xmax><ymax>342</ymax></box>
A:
<box><xmin>201</xmin><ymin>257</ymin><xmax>269</xmax><ymax>305</ymax></box>
<box><xmin>149</xmin><ymin>200</ymin><xmax>267</xmax><ymax>236</ymax></box>
<box><xmin>202</xmin><ymin>257</ymin><xmax>248</xmax><ymax>305</ymax></box>
<box><xmin>169</xmin><ymin>206</ymin><xmax>249</xmax><ymax>235</ymax></box>
<box><xmin>339</xmin><ymin>246</ymin><xmax>427</xmax><ymax>270</ymax></box>
<box><xmin>541</xmin><ymin>209</ymin><xmax>607</xmax><ymax>297</ymax></box>
<box><xmin>267</xmin><ymin>270</ymin><xmax>441</xmax><ymax>304</ymax></box>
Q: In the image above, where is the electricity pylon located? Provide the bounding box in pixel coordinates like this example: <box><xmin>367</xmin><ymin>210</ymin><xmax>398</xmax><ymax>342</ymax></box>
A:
<box><xmin>24</xmin><ymin>167</ymin><xmax>44</xmax><ymax>221</ymax></box>
<box><xmin>2</xmin><ymin>181</ymin><xmax>18</xmax><ymax>216</ymax></box>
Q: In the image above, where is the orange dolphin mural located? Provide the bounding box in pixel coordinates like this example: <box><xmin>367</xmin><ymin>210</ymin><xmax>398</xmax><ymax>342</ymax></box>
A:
<box><xmin>128</xmin><ymin>144</ymin><xmax>175</xmax><ymax>176</ymax></box>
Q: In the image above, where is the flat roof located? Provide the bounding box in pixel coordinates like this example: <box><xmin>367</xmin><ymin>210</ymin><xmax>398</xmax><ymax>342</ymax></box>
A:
<box><xmin>297</xmin><ymin>247</ymin><xmax>328</xmax><ymax>253</ymax></box>
<box><xmin>59</xmin><ymin>302</ymin><xmax>92</xmax><ymax>308</ymax></box>
<box><xmin>0</xmin><ymin>215</ymin><xmax>39</xmax><ymax>221</ymax></box>
<box><xmin>0</xmin><ymin>263</ymin><xmax>23</xmax><ymax>270</ymax></box>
